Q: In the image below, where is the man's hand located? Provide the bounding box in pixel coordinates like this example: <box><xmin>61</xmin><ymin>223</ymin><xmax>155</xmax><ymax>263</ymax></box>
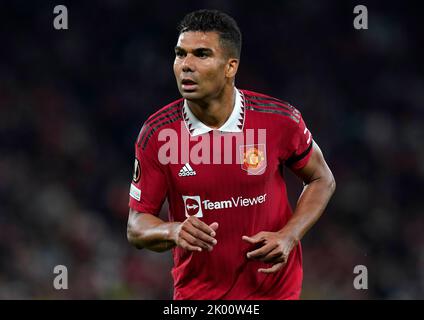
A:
<box><xmin>242</xmin><ymin>231</ymin><xmax>298</xmax><ymax>273</ymax></box>
<box><xmin>171</xmin><ymin>216</ymin><xmax>219</xmax><ymax>252</ymax></box>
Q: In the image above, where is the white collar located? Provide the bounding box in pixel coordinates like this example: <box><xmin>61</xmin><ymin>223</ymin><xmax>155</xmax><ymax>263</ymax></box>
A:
<box><xmin>182</xmin><ymin>88</ymin><xmax>245</xmax><ymax>136</ymax></box>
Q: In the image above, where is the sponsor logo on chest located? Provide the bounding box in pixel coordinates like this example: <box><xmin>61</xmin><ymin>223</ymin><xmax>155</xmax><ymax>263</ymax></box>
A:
<box><xmin>182</xmin><ymin>194</ymin><xmax>267</xmax><ymax>218</ymax></box>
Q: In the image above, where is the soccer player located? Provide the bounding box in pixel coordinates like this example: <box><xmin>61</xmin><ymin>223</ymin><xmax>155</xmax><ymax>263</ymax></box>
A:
<box><xmin>127</xmin><ymin>9</ymin><xmax>335</xmax><ymax>299</ymax></box>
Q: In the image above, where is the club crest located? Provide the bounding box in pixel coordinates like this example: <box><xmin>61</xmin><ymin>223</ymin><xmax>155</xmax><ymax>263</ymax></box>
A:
<box><xmin>240</xmin><ymin>144</ymin><xmax>266</xmax><ymax>175</ymax></box>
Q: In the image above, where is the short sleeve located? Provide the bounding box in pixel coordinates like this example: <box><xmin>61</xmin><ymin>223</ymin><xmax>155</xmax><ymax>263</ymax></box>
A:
<box><xmin>285</xmin><ymin>112</ymin><xmax>314</xmax><ymax>170</ymax></box>
<box><xmin>128</xmin><ymin>129</ymin><xmax>168</xmax><ymax>215</ymax></box>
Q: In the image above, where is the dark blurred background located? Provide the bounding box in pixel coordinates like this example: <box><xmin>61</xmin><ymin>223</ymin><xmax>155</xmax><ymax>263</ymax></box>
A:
<box><xmin>0</xmin><ymin>0</ymin><xmax>423</xmax><ymax>299</ymax></box>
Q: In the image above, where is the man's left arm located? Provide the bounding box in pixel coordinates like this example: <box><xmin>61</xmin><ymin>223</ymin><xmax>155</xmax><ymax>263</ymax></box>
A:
<box><xmin>242</xmin><ymin>141</ymin><xmax>336</xmax><ymax>273</ymax></box>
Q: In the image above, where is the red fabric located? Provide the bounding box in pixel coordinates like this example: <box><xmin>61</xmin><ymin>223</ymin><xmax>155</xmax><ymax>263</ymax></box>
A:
<box><xmin>129</xmin><ymin>89</ymin><xmax>313</xmax><ymax>299</ymax></box>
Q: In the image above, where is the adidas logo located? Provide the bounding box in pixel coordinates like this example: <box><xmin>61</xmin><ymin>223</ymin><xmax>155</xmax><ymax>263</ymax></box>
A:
<box><xmin>179</xmin><ymin>163</ymin><xmax>196</xmax><ymax>177</ymax></box>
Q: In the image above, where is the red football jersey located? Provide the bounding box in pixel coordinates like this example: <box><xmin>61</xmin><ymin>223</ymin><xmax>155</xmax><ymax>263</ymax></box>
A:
<box><xmin>129</xmin><ymin>88</ymin><xmax>313</xmax><ymax>300</ymax></box>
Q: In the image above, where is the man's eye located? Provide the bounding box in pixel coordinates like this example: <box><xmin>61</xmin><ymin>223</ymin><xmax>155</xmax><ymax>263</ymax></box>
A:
<box><xmin>195</xmin><ymin>52</ymin><xmax>209</xmax><ymax>59</ymax></box>
<box><xmin>175</xmin><ymin>52</ymin><xmax>185</xmax><ymax>57</ymax></box>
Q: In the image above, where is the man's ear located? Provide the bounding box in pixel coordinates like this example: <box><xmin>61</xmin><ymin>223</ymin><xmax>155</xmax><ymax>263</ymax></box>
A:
<box><xmin>225</xmin><ymin>58</ymin><xmax>239</xmax><ymax>78</ymax></box>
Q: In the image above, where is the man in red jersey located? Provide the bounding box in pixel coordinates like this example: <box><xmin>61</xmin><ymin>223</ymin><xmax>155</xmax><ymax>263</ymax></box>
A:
<box><xmin>127</xmin><ymin>9</ymin><xmax>335</xmax><ymax>300</ymax></box>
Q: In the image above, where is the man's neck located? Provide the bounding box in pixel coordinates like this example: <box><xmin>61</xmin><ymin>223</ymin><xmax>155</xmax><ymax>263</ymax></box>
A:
<box><xmin>186</xmin><ymin>85</ymin><xmax>236</xmax><ymax>129</ymax></box>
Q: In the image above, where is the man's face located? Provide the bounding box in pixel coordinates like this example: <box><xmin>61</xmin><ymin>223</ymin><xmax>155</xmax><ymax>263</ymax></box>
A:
<box><xmin>173</xmin><ymin>31</ymin><xmax>233</xmax><ymax>101</ymax></box>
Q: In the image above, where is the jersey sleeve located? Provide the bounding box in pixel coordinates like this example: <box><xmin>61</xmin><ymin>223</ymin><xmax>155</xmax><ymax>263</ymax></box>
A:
<box><xmin>128</xmin><ymin>128</ymin><xmax>168</xmax><ymax>215</ymax></box>
<box><xmin>285</xmin><ymin>111</ymin><xmax>314</xmax><ymax>170</ymax></box>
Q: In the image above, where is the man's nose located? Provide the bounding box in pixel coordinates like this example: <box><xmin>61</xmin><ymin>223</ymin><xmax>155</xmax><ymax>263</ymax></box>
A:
<box><xmin>182</xmin><ymin>54</ymin><xmax>195</xmax><ymax>72</ymax></box>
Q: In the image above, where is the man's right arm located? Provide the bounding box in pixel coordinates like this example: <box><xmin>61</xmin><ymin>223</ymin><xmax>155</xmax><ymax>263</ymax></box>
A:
<box><xmin>128</xmin><ymin>123</ymin><xmax>218</xmax><ymax>253</ymax></box>
<box><xmin>127</xmin><ymin>208</ymin><xmax>179</xmax><ymax>252</ymax></box>
<box><xmin>127</xmin><ymin>208</ymin><xmax>219</xmax><ymax>253</ymax></box>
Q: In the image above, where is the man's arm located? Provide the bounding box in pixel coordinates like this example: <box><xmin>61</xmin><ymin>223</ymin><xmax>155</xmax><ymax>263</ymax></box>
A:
<box><xmin>282</xmin><ymin>141</ymin><xmax>336</xmax><ymax>241</ymax></box>
<box><xmin>242</xmin><ymin>141</ymin><xmax>336</xmax><ymax>273</ymax></box>
<box><xmin>127</xmin><ymin>208</ymin><xmax>219</xmax><ymax>253</ymax></box>
<box><xmin>127</xmin><ymin>209</ymin><xmax>178</xmax><ymax>252</ymax></box>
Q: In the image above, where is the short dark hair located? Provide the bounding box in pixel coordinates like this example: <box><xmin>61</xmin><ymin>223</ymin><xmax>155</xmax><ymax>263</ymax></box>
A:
<box><xmin>177</xmin><ymin>9</ymin><xmax>242</xmax><ymax>59</ymax></box>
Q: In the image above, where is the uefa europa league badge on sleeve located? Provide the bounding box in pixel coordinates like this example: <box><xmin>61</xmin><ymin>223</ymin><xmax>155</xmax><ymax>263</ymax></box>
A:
<box><xmin>133</xmin><ymin>158</ymin><xmax>141</xmax><ymax>183</ymax></box>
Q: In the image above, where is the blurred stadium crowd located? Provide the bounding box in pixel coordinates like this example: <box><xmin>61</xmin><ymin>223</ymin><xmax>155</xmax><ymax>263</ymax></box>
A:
<box><xmin>0</xmin><ymin>1</ymin><xmax>423</xmax><ymax>299</ymax></box>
